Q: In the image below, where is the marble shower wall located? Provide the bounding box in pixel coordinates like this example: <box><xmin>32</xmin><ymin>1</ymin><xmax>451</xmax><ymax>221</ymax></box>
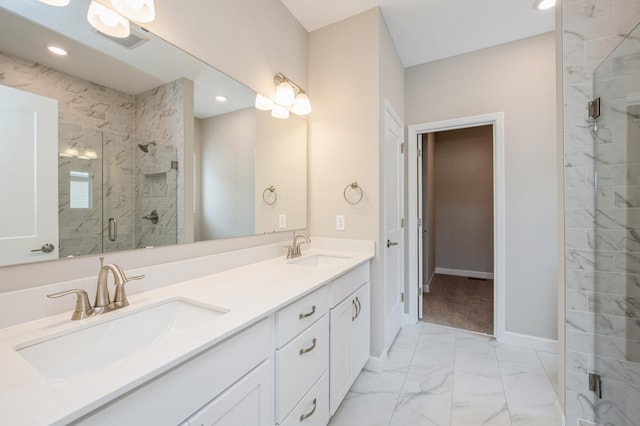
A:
<box><xmin>133</xmin><ymin>79</ymin><xmax>189</xmax><ymax>247</ymax></box>
<box><xmin>0</xmin><ymin>51</ymin><xmax>136</xmax><ymax>256</ymax></box>
<box><xmin>563</xmin><ymin>2</ymin><xmax>640</xmax><ymax>426</ymax></box>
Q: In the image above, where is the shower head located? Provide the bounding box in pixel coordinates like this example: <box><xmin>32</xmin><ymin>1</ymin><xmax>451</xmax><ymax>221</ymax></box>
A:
<box><xmin>137</xmin><ymin>142</ymin><xmax>156</xmax><ymax>153</ymax></box>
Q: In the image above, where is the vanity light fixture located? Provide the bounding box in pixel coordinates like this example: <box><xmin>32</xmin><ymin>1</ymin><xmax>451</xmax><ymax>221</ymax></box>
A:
<box><xmin>271</xmin><ymin>104</ymin><xmax>290</xmax><ymax>119</ymax></box>
<box><xmin>533</xmin><ymin>0</ymin><xmax>555</xmax><ymax>10</ymax></box>
<box><xmin>37</xmin><ymin>0</ymin><xmax>70</xmax><ymax>6</ymax></box>
<box><xmin>87</xmin><ymin>0</ymin><xmax>131</xmax><ymax>38</ymax></box>
<box><xmin>254</xmin><ymin>73</ymin><xmax>312</xmax><ymax>118</ymax></box>
<box><xmin>255</xmin><ymin>94</ymin><xmax>274</xmax><ymax>111</ymax></box>
<box><xmin>215</xmin><ymin>95</ymin><xmax>228</xmax><ymax>102</ymax></box>
<box><xmin>110</xmin><ymin>0</ymin><xmax>155</xmax><ymax>23</ymax></box>
<box><xmin>47</xmin><ymin>45</ymin><xmax>68</xmax><ymax>56</ymax></box>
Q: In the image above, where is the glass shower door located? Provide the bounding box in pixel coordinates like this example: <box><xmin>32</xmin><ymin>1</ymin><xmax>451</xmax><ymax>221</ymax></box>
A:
<box><xmin>590</xmin><ymin>21</ymin><xmax>640</xmax><ymax>426</ymax></box>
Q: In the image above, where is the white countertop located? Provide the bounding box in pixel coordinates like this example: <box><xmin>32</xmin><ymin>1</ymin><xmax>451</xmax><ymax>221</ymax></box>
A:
<box><xmin>0</xmin><ymin>247</ymin><xmax>373</xmax><ymax>425</ymax></box>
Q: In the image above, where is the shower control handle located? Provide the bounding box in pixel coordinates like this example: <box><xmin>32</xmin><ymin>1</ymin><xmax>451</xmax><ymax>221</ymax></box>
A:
<box><xmin>143</xmin><ymin>210</ymin><xmax>159</xmax><ymax>224</ymax></box>
<box><xmin>31</xmin><ymin>243</ymin><xmax>55</xmax><ymax>253</ymax></box>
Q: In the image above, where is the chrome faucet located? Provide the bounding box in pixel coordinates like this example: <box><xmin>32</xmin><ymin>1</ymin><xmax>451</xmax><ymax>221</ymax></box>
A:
<box><xmin>47</xmin><ymin>257</ymin><xmax>145</xmax><ymax>320</ymax></box>
<box><xmin>287</xmin><ymin>233</ymin><xmax>311</xmax><ymax>259</ymax></box>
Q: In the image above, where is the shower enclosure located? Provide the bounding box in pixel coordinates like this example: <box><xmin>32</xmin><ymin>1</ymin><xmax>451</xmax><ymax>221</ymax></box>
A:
<box><xmin>58</xmin><ymin>124</ymin><xmax>177</xmax><ymax>258</ymax></box>
<box><xmin>567</xmin><ymin>21</ymin><xmax>640</xmax><ymax>426</ymax></box>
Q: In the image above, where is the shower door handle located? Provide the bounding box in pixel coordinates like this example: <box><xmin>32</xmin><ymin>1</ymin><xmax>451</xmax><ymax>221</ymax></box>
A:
<box><xmin>108</xmin><ymin>218</ymin><xmax>117</xmax><ymax>242</ymax></box>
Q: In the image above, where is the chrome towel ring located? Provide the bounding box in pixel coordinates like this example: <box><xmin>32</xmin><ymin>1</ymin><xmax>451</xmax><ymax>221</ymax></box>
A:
<box><xmin>344</xmin><ymin>182</ymin><xmax>364</xmax><ymax>205</ymax></box>
<box><xmin>263</xmin><ymin>185</ymin><xmax>277</xmax><ymax>205</ymax></box>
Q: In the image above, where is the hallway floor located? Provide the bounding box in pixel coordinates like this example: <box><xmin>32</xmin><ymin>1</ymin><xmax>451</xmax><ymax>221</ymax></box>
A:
<box><xmin>423</xmin><ymin>274</ymin><xmax>494</xmax><ymax>335</ymax></box>
<box><xmin>329</xmin><ymin>322</ymin><xmax>561</xmax><ymax>426</ymax></box>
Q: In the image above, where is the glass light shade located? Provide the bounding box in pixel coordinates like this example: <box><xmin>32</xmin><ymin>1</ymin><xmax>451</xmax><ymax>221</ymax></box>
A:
<box><xmin>255</xmin><ymin>94</ymin><xmax>274</xmax><ymax>111</ymax></box>
<box><xmin>110</xmin><ymin>0</ymin><xmax>155</xmax><ymax>23</ymax></box>
<box><xmin>38</xmin><ymin>0</ymin><xmax>70</xmax><ymax>6</ymax></box>
<box><xmin>84</xmin><ymin>149</ymin><xmax>98</xmax><ymax>159</ymax></box>
<box><xmin>64</xmin><ymin>147</ymin><xmax>79</xmax><ymax>157</ymax></box>
<box><xmin>533</xmin><ymin>0</ymin><xmax>555</xmax><ymax>10</ymax></box>
<box><xmin>292</xmin><ymin>93</ymin><xmax>312</xmax><ymax>115</ymax></box>
<box><xmin>271</xmin><ymin>104</ymin><xmax>290</xmax><ymax>119</ymax></box>
<box><xmin>87</xmin><ymin>1</ymin><xmax>131</xmax><ymax>38</ymax></box>
<box><xmin>274</xmin><ymin>81</ymin><xmax>295</xmax><ymax>106</ymax></box>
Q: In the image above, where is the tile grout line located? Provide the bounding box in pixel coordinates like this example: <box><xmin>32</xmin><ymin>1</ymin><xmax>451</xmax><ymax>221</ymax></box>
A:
<box><xmin>494</xmin><ymin>338</ymin><xmax>515</xmax><ymax>425</ymax></box>
<box><xmin>535</xmin><ymin>349</ymin><xmax>561</xmax><ymax>400</ymax></box>
<box><xmin>449</xmin><ymin>329</ymin><xmax>459</xmax><ymax>426</ymax></box>
<box><xmin>387</xmin><ymin>322</ymin><xmax>423</xmax><ymax>426</ymax></box>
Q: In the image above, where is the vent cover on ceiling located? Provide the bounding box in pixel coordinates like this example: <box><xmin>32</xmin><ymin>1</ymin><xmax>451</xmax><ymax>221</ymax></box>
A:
<box><xmin>97</xmin><ymin>27</ymin><xmax>149</xmax><ymax>50</ymax></box>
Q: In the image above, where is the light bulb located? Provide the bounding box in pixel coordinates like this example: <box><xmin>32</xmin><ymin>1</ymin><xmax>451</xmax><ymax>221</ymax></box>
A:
<box><xmin>110</xmin><ymin>0</ymin><xmax>155</xmax><ymax>23</ymax></box>
<box><xmin>47</xmin><ymin>45</ymin><xmax>68</xmax><ymax>56</ymax></box>
<box><xmin>87</xmin><ymin>1</ymin><xmax>130</xmax><ymax>38</ymax></box>
<box><xmin>255</xmin><ymin>94</ymin><xmax>274</xmax><ymax>111</ymax></box>
<box><xmin>271</xmin><ymin>104</ymin><xmax>290</xmax><ymax>119</ymax></box>
<box><xmin>274</xmin><ymin>81</ymin><xmax>295</xmax><ymax>106</ymax></box>
<box><xmin>215</xmin><ymin>95</ymin><xmax>228</xmax><ymax>102</ymax></box>
<box><xmin>293</xmin><ymin>93</ymin><xmax>312</xmax><ymax>115</ymax></box>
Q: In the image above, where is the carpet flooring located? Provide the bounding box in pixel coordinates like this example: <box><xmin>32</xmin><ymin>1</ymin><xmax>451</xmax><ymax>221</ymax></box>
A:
<box><xmin>422</xmin><ymin>273</ymin><xmax>494</xmax><ymax>335</ymax></box>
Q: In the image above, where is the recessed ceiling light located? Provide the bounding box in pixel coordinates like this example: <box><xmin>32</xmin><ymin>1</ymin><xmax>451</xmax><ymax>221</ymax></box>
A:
<box><xmin>533</xmin><ymin>0</ymin><xmax>555</xmax><ymax>10</ymax></box>
<box><xmin>47</xmin><ymin>45</ymin><xmax>68</xmax><ymax>56</ymax></box>
<box><xmin>38</xmin><ymin>0</ymin><xmax>70</xmax><ymax>6</ymax></box>
<box><xmin>215</xmin><ymin>95</ymin><xmax>228</xmax><ymax>102</ymax></box>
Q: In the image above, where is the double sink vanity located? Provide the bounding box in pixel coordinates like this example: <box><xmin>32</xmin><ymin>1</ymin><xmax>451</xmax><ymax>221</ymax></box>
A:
<box><xmin>0</xmin><ymin>238</ymin><xmax>374</xmax><ymax>425</ymax></box>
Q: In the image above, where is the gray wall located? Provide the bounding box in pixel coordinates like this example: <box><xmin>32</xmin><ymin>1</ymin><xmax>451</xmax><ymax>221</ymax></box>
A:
<box><xmin>406</xmin><ymin>32</ymin><xmax>558</xmax><ymax>340</ymax></box>
<box><xmin>434</xmin><ymin>126</ymin><xmax>494</xmax><ymax>274</ymax></box>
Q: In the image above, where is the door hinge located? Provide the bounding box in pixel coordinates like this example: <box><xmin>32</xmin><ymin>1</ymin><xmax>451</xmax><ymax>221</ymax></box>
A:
<box><xmin>401</xmin><ymin>292</ymin><xmax>404</xmax><ymax>302</ymax></box>
<box><xmin>588</xmin><ymin>97</ymin><xmax>601</xmax><ymax>120</ymax></box>
<box><xmin>400</xmin><ymin>218</ymin><xmax>404</xmax><ymax>228</ymax></box>
<box><xmin>400</xmin><ymin>142</ymin><xmax>404</xmax><ymax>154</ymax></box>
<box><xmin>418</xmin><ymin>218</ymin><xmax>422</xmax><ymax>227</ymax></box>
<box><xmin>418</xmin><ymin>148</ymin><xmax>422</xmax><ymax>158</ymax></box>
<box><xmin>589</xmin><ymin>373</ymin><xmax>602</xmax><ymax>399</ymax></box>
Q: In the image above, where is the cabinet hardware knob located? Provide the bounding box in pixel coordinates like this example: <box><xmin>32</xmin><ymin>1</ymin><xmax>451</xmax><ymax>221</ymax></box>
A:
<box><xmin>299</xmin><ymin>338</ymin><xmax>317</xmax><ymax>355</ymax></box>
<box><xmin>299</xmin><ymin>398</ymin><xmax>317</xmax><ymax>422</ymax></box>
<box><xmin>299</xmin><ymin>305</ymin><xmax>316</xmax><ymax>320</ymax></box>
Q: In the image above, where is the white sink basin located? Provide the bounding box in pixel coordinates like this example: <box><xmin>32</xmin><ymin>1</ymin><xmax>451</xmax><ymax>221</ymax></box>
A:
<box><xmin>289</xmin><ymin>254</ymin><xmax>349</xmax><ymax>267</ymax></box>
<box><xmin>16</xmin><ymin>299</ymin><xmax>228</xmax><ymax>378</ymax></box>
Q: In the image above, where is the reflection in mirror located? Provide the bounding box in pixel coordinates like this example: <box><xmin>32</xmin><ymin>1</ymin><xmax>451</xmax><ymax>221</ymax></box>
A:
<box><xmin>0</xmin><ymin>1</ymin><xmax>307</xmax><ymax>268</ymax></box>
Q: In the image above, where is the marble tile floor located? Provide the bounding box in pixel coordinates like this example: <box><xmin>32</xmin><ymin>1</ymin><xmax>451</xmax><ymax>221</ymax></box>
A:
<box><xmin>329</xmin><ymin>322</ymin><xmax>561</xmax><ymax>426</ymax></box>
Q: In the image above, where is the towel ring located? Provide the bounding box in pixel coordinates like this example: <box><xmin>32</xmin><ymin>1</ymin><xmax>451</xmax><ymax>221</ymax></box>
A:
<box><xmin>263</xmin><ymin>185</ymin><xmax>277</xmax><ymax>205</ymax></box>
<box><xmin>343</xmin><ymin>182</ymin><xmax>364</xmax><ymax>205</ymax></box>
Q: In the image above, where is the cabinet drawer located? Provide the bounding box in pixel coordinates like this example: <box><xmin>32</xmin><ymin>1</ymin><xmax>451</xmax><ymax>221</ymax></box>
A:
<box><xmin>276</xmin><ymin>286</ymin><xmax>328</xmax><ymax>348</ymax></box>
<box><xmin>328</xmin><ymin>263</ymin><xmax>369</xmax><ymax>308</ymax></box>
<box><xmin>280</xmin><ymin>372</ymin><xmax>329</xmax><ymax>426</ymax></box>
<box><xmin>276</xmin><ymin>315</ymin><xmax>329</xmax><ymax>423</ymax></box>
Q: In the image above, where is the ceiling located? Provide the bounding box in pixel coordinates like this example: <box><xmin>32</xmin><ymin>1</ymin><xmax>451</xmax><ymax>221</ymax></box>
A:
<box><xmin>279</xmin><ymin>0</ymin><xmax>555</xmax><ymax>67</ymax></box>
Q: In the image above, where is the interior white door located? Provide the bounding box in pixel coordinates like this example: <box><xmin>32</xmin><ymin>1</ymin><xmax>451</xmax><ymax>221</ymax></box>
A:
<box><xmin>417</xmin><ymin>133</ymin><xmax>424</xmax><ymax>320</ymax></box>
<box><xmin>0</xmin><ymin>85</ymin><xmax>58</xmax><ymax>266</ymax></box>
<box><xmin>383</xmin><ymin>102</ymin><xmax>404</xmax><ymax>351</ymax></box>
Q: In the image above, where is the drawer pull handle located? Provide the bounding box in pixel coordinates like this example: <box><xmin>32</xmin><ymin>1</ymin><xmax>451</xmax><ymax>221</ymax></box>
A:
<box><xmin>299</xmin><ymin>398</ymin><xmax>317</xmax><ymax>422</ymax></box>
<box><xmin>355</xmin><ymin>297</ymin><xmax>362</xmax><ymax>318</ymax></box>
<box><xmin>299</xmin><ymin>305</ymin><xmax>316</xmax><ymax>320</ymax></box>
<box><xmin>299</xmin><ymin>338</ymin><xmax>317</xmax><ymax>355</ymax></box>
<box><xmin>352</xmin><ymin>299</ymin><xmax>357</xmax><ymax>321</ymax></box>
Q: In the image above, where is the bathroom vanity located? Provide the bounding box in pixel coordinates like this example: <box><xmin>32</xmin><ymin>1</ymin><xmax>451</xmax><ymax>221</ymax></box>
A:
<box><xmin>0</xmin><ymin>241</ymin><xmax>373</xmax><ymax>425</ymax></box>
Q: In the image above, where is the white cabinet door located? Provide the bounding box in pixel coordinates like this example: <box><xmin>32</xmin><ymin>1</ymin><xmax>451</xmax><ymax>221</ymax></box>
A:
<box><xmin>329</xmin><ymin>294</ymin><xmax>355</xmax><ymax>415</ymax></box>
<box><xmin>184</xmin><ymin>360</ymin><xmax>273</xmax><ymax>426</ymax></box>
<box><xmin>0</xmin><ymin>85</ymin><xmax>58</xmax><ymax>266</ymax></box>
<box><xmin>351</xmin><ymin>282</ymin><xmax>370</xmax><ymax>376</ymax></box>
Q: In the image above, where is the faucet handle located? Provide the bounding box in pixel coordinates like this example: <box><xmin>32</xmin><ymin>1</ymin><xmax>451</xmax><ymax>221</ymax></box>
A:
<box><xmin>113</xmin><ymin>271</ymin><xmax>145</xmax><ymax>308</ymax></box>
<box><xmin>47</xmin><ymin>289</ymin><xmax>95</xmax><ymax>320</ymax></box>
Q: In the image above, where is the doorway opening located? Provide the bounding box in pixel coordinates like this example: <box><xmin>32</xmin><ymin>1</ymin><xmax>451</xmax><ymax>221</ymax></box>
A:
<box><xmin>420</xmin><ymin>126</ymin><xmax>494</xmax><ymax>335</ymax></box>
<box><xmin>406</xmin><ymin>112</ymin><xmax>505</xmax><ymax>341</ymax></box>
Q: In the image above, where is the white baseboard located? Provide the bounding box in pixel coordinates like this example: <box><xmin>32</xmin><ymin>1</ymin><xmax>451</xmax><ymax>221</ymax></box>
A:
<box><xmin>500</xmin><ymin>331</ymin><xmax>558</xmax><ymax>353</ymax></box>
<box><xmin>424</xmin><ymin>271</ymin><xmax>435</xmax><ymax>293</ymax></box>
<box><xmin>365</xmin><ymin>352</ymin><xmax>387</xmax><ymax>373</ymax></box>
<box><xmin>435</xmin><ymin>267</ymin><xmax>494</xmax><ymax>280</ymax></box>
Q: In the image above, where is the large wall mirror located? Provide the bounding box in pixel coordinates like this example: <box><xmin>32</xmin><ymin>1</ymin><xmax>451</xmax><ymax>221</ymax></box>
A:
<box><xmin>0</xmin><ymin>1</ymin><xmax>307</xmax><ymax>268</ymax></box>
